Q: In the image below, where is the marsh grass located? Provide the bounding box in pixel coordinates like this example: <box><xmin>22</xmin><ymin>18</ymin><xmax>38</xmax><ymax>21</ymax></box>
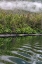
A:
<box><xmin>0</xmin><ymin>11</ymin><xmax>42</xmax><ymax>34</ymax></box>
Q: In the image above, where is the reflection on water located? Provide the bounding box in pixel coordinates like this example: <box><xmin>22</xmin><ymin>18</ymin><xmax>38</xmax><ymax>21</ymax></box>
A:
<box><xmin>0</xmin><ymin>36</ymin><xmax>42</xmax><ymax>64</ymax></box>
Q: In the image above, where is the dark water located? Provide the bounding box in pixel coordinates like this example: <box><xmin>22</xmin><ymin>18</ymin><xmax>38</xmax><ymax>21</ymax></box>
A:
<box><xmin>0</xmin><ymin>36</ymin><xmax>42</xmax><ymax>64</ymax></box>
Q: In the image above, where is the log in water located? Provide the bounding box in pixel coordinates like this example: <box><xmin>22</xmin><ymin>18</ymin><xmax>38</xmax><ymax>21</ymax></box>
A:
<box><xmin>0</xmin><ymin>34</ymin><xmax>42</xmax><ymax>37</ymax></box>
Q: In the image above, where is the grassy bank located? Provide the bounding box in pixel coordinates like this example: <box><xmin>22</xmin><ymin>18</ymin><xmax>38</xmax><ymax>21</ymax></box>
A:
<box><xmin>0</xmin><ymin>11</ymin><xmax>42</xmax><ymax>34</ymax></box>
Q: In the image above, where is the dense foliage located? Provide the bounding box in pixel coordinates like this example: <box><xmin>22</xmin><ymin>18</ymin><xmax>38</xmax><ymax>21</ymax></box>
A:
<box><xmin>0</xmin><ymin>11</ymin><xmax>42</xmax><ymax>34</ymax></box>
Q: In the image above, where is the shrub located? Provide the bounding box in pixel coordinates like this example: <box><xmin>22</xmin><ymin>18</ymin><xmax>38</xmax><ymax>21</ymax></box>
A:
<box><xmin>0</xmin><ymin>11</ymin><xmax>42</xmax><ymax>33</ymax></box>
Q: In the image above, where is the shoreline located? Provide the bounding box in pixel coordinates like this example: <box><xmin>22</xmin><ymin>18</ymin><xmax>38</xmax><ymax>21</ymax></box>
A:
<box><xmin>0</xmin><ymin>34</ymin><xmax>42</xmax><ymax>37</ymax></box>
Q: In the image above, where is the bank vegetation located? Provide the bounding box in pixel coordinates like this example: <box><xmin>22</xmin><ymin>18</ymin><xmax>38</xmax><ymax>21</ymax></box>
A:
<box><xmin>0</xmin><ymin>11</ymin><xmax>42</xmax><ymax>34</ymax></box>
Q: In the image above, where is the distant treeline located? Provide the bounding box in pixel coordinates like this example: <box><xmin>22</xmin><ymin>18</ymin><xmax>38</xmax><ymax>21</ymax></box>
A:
<box><xmin>0</xmin><ymin>11</ymin><xmax>42</xmax><ymax>34</ymax></box>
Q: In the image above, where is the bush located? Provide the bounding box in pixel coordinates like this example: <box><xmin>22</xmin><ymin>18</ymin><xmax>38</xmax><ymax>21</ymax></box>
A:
<box><xmin>16</xmin><ymin>26</ymin><xmax>37</xmax><ymax>34</ymax></box>
<box><xmin>0</xmin><ymin>11</ymin><xmax>42</xmax><ymax>34</ymax></box>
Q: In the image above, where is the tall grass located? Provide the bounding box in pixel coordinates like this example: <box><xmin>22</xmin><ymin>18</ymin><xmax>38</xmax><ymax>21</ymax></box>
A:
<box><xmin>0</xmin><ymin>11</ymin><xmax>42</xmax><ymax>33</ymax></box>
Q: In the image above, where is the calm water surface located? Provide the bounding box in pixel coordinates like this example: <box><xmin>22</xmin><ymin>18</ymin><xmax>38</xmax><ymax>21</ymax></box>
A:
<box><xmin>0</xmin><ymin>36</ymin><xmax>42</xmax><ymax>64</ymax></box>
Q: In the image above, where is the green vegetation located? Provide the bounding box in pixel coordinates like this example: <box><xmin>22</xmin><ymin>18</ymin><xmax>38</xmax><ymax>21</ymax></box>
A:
<box><xmin>0</xmin><ymin>11</ymin><xmax>42</xmax><ymax>34</ymax></box>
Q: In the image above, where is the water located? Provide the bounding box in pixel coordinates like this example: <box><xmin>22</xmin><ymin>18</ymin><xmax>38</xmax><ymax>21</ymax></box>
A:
<box><xmin>0</xmin><ymin>36</ymin><xmax>42</xmax><ymax>64</ymax></box>
<box><xmin>0</xmin><ymin>0</ymin><xmax>42</xmax><ymax>12</ymax></box>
